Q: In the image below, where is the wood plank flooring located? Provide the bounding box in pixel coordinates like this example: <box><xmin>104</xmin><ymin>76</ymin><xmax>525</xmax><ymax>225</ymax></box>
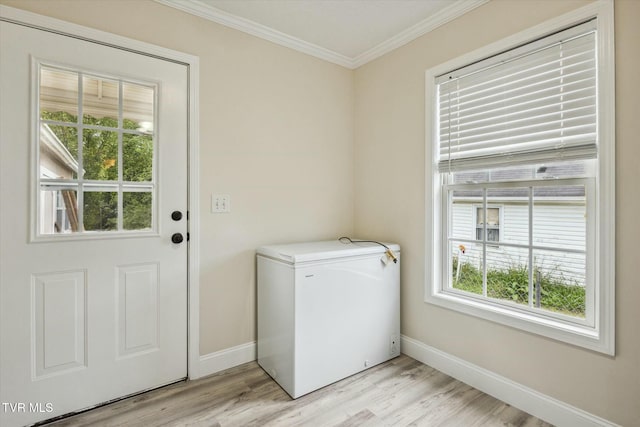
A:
<box><xmin>48</xmin><ymin>355</ymin><xmax>552</xmax><ymax>426</ymax></box>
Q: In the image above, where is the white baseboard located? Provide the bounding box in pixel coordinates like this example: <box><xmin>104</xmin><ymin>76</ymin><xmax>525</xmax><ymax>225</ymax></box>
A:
<box><xmin>197</xmin><ymin>341</ymin><xmax>256</xmax><ymax>379</ymax></box>
<box><xmin>401</xmin><ymin>335</ymin><xmax>618</xmax><ymax>427</ymax></box>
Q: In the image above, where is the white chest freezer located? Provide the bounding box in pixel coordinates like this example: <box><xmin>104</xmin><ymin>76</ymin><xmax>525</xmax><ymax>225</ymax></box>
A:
<box><xmin>257</xmin><ymin>240</ymin><xmax>400</xmax><ymax>399</ymax></box>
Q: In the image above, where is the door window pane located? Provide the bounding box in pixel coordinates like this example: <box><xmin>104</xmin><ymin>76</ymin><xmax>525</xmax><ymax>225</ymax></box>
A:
<box><xmin>123</xmin><ymin>192</ymin><xmax>152</xmax><ymax>230</ymax></box>
<box><xmin>83</xmin><ymin>76</ymin><xmax>119</xmax><ymax>127</ymax></box>
<box><xmin>82</xmin><ymin>130</ymin><xmax>118</xmax><ymax>181</ymax></box>
<box><xmin>40</xmin><ymin>125</ymin><xmax>79</xmax><ymax>179</ymax></box>
<box><xmin>123</xmin><ymin>83</ymin><xmax>154</xmax><ymax>132</ymax></box>
<box><xmin>123</xmin><ymin>133</ymin><xmax>153</xmax><ymax>182</ymax></box>
<box><xmin>40</xmin><ymin>68</ymin><xmax>78</xmax><ymax>122</ymax></box>
<box><xmin>40</xmin><ymin>187</ymin><xmax>79</xmax><ymax>234</ymax></box>
<box><xmin>83</xmin><ymin>191</ymin><xmax>118</xmax><ymax>231</ymax></box>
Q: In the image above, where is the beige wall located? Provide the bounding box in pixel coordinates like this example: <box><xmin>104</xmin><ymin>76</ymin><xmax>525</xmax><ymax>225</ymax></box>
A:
<box><xmin>0</xmin><ymin>0</ymin><xmax>354</xmax><ymax>355</ymax></box>
<box><xmin>354</xmin><ymin>0</ymin><xmax>639</xmax><ymax>425</ymax></box>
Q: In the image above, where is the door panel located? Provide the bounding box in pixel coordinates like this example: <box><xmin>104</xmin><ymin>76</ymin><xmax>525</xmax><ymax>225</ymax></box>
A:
<box><xmin>0</xmin><ymin>21</ymin><xmax>188</xmax><ymax>427</ymax></box>
<box><xmin>33</xmin><ymin>270</ymin><xmax>87</xmax><ymax>378</ymax></box>
<box><xmin>117</xmin><ymin>263</ymin><xmax>160</xmax><ymax>357</ymax></box>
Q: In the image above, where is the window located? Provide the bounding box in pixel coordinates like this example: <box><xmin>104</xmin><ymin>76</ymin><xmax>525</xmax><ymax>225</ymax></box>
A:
<box><xmin>475</xmin><ymin>206</ymin><xmax>500</xmax><ymax>242</ymax></box>
<box><xmin>36</xmin><ymin>64</ymin><xmax>157</xmax><ymax>238</ymax></box>
<box><xmin>54</xmin><ymin>190</ymin><xmax>71</xmax><ymax>233</ymax></box>
<box><xmin>425</xmin><ymin>2</ymin><xmax>615</xmax><ymax>354</ymax></box>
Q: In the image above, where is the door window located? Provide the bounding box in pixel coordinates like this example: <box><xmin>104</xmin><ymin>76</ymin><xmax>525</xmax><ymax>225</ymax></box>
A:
<box><xmin>37</xmin><ymin>64</ymin><xmax>156</xmax><ymax>237</ymax></box>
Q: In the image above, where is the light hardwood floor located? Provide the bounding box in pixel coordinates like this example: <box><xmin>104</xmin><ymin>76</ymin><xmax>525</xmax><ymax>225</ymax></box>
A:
<box><xmin>48</xmin><ymin>355</ymin><xmax>552</xmax><ymax>426</ymax></box>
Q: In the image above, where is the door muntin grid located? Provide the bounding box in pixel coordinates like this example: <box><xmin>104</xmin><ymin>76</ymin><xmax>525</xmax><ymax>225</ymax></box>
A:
<box><xmin>36</xmin><ymin>63</ymin><xmax>158</xmax><ymax>239</ymax></box>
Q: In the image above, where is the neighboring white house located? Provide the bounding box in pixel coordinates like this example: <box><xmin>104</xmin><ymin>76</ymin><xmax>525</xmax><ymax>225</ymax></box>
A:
<box><xmin>39</xmin><ymin>123</ymin><xmax>79</xmax><ymax>233</ymax></box>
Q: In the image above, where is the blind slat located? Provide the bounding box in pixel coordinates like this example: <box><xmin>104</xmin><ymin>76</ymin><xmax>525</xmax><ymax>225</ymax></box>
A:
<box><xmin>440</xmin><ymin>73</ymin><xmax>595</xmax><ymax>116</ymax></box>
<box><xmin>440</xmin><ymin>104</ymin><xmax>596</xmax><ymax>137</ymax></box>
<box><xmin>440</xmin><ymin>44</ymin><xmax>594</xmax><ymax>99</ymax></box>
<box><xmin>440</xmin><ymin>116</ymin><xmax>596</xmax><ymax>148</ymax></box>
<box><xmin>440</xmin><ymin>86</ymin><xmax>595</xmax><ymax>131</ymax></box>
<box><xmin>441</xmin><ymin>124</ymin><xmax>597</xmax><ymax>157</ymax></box>
<box><xmin>438</xmin><ymin>144</ymin><xmax>597</xmax><ymax>172</ymax></box>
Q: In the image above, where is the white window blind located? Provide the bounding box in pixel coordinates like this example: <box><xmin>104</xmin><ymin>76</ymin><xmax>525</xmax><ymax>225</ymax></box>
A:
<box><xmin>437</xmin><ymin>20</ymin><xmax>597</xmax><ymax>172</ymax></box>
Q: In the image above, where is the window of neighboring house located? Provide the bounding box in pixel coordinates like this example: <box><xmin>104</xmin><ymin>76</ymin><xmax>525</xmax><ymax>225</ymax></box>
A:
<box><xmin>425</xmin><ymin>2</ymin><xmax>615</xmax><ymax>355</ymax></box>
<box><xmin>55</xmin><ymin>190</ymin><xmax>71</xmax><ymax>233</ymax></box>
<box><xmin>475</xmin><ymin>206</ymin><xmax>500</xmax><ymax>242</ymax></box>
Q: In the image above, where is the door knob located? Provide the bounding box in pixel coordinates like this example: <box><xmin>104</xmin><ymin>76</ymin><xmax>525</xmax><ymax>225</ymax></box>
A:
<box><xmin>171</xmin><ymin>211</ymin><xmax>183</xmax><ymax>221</ymax></box>
<box><xmin>171</xmin><ymin>233</ymin><xmax>184</xmax><ymax>244</ymax></box>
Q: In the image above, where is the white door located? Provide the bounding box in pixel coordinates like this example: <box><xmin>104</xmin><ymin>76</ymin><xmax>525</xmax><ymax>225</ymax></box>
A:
<box><xmin>0</xmin><ymin>20</ymin><xmax>188</xmax><ymax>427</ymax></box>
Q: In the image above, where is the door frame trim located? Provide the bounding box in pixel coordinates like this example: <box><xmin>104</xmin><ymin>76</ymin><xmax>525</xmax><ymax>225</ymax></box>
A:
<box><xmin>0</xmin><ymin>4</ymin><xmax>202</xmax><ymax>379</ymax></box>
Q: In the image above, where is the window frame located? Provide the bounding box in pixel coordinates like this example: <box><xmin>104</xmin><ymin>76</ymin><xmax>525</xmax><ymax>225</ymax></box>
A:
<box><xmin>424</xmin><ymin>0</ymin><xmax>615</xmax><ymax>355</ymax></box>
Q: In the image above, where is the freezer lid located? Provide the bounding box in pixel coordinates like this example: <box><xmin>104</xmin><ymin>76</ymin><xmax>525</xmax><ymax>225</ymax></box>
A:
<box><xmin>257</xmin><ymin>239</ymin><xmax>400</xmax><ymax>264</ymax></box>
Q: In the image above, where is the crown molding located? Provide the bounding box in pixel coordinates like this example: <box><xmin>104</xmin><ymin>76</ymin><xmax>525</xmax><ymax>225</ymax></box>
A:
<box><xmin>154</xmin><ymin>0</ymin><xmax>354</xmax><ymax>68</ymax></box>
<box><xmin>352</xmin><ymin>0</ymin><xmax>490</xmax><ymax>68</ymax></box>
<box><xmin>154</xmin><ymin>0</ymin><xmax>489</xmax><ymax>69</ymax></box>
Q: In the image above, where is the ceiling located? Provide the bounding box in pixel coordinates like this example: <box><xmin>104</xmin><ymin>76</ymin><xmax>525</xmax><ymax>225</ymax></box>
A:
<box><xmin>155</xmin><ymin>0</ymin><xmax>488</xmax><ymax>69</ymax></box>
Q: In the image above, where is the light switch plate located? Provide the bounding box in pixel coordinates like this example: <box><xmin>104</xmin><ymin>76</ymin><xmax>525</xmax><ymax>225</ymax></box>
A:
<box><xmin>211</xmin><ymin>194</ymin><xmax>230</xmax><ymax>213</ymax></box>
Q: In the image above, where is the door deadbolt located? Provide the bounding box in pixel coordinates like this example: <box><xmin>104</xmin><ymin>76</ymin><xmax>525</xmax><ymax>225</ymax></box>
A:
<box><xmin>171</xmin><ymin>211</ymin><xmax>183</xmax><ymax>221</ymax></box>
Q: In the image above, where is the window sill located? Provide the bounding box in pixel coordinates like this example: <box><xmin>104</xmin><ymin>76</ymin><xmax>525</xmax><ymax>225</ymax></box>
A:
<box><xmin>425</xmin><ymin>288</ymin><xmax>612</xmax><ymax>355</ymax></box>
